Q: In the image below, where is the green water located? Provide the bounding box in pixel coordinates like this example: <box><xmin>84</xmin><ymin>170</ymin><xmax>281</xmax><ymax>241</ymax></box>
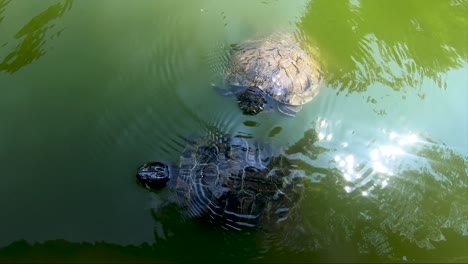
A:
<box><xmin>0</xmin><ymin>0</ymin><xmax>467</xmax><ymax>262</ymax></box>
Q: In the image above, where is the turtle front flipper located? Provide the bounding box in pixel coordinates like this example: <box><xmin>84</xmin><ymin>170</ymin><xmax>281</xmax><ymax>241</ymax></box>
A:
<box><xmin>277</xmin><ymin>103</ymin><xmax>302</xmax><ymax>117</ymax></box>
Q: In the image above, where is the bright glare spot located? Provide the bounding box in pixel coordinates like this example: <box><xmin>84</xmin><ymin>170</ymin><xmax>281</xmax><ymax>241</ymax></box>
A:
<box><xmin>398</xmin><ymin>133</ymin><xmax>419</xmax><ymax>146</ymax></box>
<box><xmin>349</xmin><ymin>0</ymin><xmax>361</xmax><ymax>9</ymax></box>
<box><xmin>346</xmin><ymin>155</ymin><xmax>355</xmax><ymax>174</ymax></box>
<box><xmin>336</xmin><ymin>131</ymin><xmax>418</xmax><ymax>196</ymax></box>
<box><xmin>381</xmin><ymin>179</ymin><xmax>388</xmax><ymax>188</ymax></box>
<box><xmin>379</xmin><ymin>145</ymin><xmax>404</xmax><ymax>156</ymax></box>
<box><xmin>320</xmin><ymin>119</ymin><xmax>327</xmax><ymax>128</ymax></box>
<box><xmin>326</xmin><ymin>134</ymin><xmax>333</xmax><ymax>141</ymax></box>
<box><xmin>343</xmin><ymin>173</ymin><xmax>352</xmax><ymax>181</ymax></box>
<box><xmin>338</xmin><ymin>160</ymin><xmax>346</xmax><ymax>167</ymax></box>
<box><xmin>407</xmin><ymin>133</ymin><xmax>419</xmax><ymax>144</ymax></box>
<box><xmin>372</xmin><ymin>161</ymin><xmax>389</xmax><ymax>174</ymax></box>
<box><xmin>370</xmin><ymin>149</ymin><xmax>380</xmax><ymax>160</ymax></box>
<box><xmin>318</xmin><ymin>132</ymin><xmax>325</xmax><ymax>140</ymax></box>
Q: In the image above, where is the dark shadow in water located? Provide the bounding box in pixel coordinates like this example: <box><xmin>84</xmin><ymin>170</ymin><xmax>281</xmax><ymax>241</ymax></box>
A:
<box><xmin>268</xmin><ymin>126</ymin><xmax>282</xmax><ymax>138</ymax></box>
<box><xmin>0</xmin><ymin>0</ymin><xmax>10</xmax><ymax>25</ymax></box>
<box><xmin>0</xmin><ymin>127</ymin><xmax>466</xmax><ymax>262</ymax></box>
<box><xmin>299</xmin><ymin>0</ymin><xmax>467</xmax><ymax>97</ymax></box>
<box><xmin>0</xmin><ymin>240</ymin><xmax>156</xmax><ymax>263</ymax></box>
<box><xmin>0</xmin><ymin>0</ymin><xmax>73</xmax><ymax>73</ymax></box>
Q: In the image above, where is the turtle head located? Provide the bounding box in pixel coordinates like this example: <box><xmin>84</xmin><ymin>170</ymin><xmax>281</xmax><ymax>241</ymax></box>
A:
<box><xmin>136</xmin><ymin>162</ymin><xmax>171</xmax><ymax>189</ymax></box>
<box><xmin>237</xmin><ymin>87</ymin><xmax>267</xmax><ymax>115</ymax></box>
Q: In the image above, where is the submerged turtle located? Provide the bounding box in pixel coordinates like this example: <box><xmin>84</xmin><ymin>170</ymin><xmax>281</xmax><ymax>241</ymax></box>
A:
<box><xmin>136</xmin><ymin>132</ymin><xmax>304</xmax><ymax>231</ymax></box>
<box><xmin>216</xmin><ymin>33</ymin><xmax>323</xmax><ymax>117</ymax></box>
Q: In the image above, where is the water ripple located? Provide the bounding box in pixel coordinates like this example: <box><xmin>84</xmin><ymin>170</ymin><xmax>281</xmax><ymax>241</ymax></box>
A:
<box><xmin>125</xmin><ymin>14</ymin><xmax>193</xmax><ymax>93</ymax></box>
<box><xmin>344</xmin><ymin>33</ymin><xmax>450</xmax><ymax>96</ymax></box>
<box><xmin>203</xmin><ymin>40</ymin><xmax>231</xmax><ymax>83</ymax></box>
<box><xmin>88</xmin><ymin>14</ymin><xmax>209</xmax><ymax>163</ymax></box>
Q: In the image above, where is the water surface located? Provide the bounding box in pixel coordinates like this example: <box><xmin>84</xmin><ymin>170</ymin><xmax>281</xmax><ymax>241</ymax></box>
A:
<box><xmin>0</xmin><ymin>0</ymin><xmax>467</xmax><ymax>262</ymax></box>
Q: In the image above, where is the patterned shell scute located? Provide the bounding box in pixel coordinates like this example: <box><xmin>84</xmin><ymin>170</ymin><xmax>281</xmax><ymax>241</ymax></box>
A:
<box><xmin>175</xmin><ymin>134</ymin><xmax>302</xmax><ymax>230</ymax></box>
<box><xmin>225</xmin><ymin>34</ymin><xmax>323</xmax><ymax>106</ymax></box>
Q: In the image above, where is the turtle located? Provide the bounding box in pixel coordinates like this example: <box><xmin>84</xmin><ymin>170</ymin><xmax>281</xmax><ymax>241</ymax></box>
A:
<box><xmin>215</xmin><ymin>33</ymin><xmax>323</xmax><ymax>117</ymax></box>
<box><xmin>136</xmin><ymin>132</ymin><xmax>304</xmax><ymax>231</ymax></box>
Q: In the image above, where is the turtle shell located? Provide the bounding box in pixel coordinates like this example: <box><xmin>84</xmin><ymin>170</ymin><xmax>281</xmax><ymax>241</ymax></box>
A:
<box><xmin>174</xmin><ymin>133</ymin><xmax>303</xmax><ymax>231</ymax></box>
<box><xmin>224</xmin><ymin>34</ymin><xmax>323</xmax><ymax>106</ymax></box>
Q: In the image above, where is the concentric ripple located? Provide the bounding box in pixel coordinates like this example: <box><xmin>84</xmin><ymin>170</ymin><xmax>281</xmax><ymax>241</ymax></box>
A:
<box><xmin>88</xmin><ymin>14</ymin><xmax>209</xmax><ymax>163</ymax></box>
